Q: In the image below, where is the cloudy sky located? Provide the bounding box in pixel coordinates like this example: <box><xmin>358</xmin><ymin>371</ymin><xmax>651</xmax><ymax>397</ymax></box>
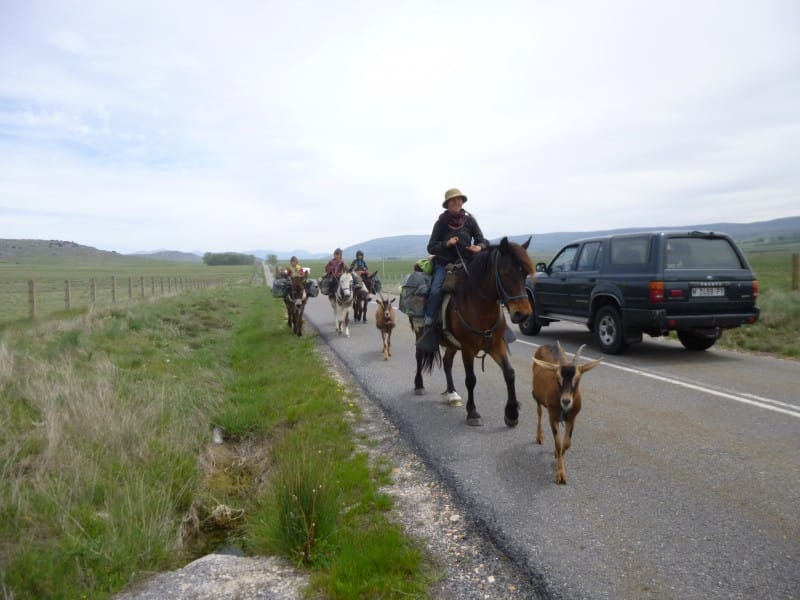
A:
<box><xmin>1</xmin><ymin>1</ymin><xmax>798</xmax><ymax>255</ymax></box>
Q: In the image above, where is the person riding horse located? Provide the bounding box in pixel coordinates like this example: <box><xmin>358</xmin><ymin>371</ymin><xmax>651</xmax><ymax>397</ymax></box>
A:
<box><xmin>417</xmin><ymin>187</ymin><xmax>488</xmax><ymax>352</ymax></box>
<box><xmin>350</xmin><ymin>250</ymin><xmax>368</xmax><ymax>279</ymax></box>
<box><xmin>323</xmin><ymin>248</ymin><xmax>346</xmax><ymax>298</ymax></box>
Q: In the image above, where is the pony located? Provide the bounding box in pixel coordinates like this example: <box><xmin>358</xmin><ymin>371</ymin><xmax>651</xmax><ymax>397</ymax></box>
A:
<box><xmin>329</xmin><ymin>269</ymin><xmax>355</xmax><ymax>337</ymax></box>
<box><xmin>283</xmin><ymin>272</ymin><xmax>308</xmax><ymax>336</ymax></box>
<box><xmin>417</xmin><ymin>237</ymin><xmax>534</xmax><ymax>426</ymax></box>
<box><xmin>374</xmin><ymin>294</ymin><xmax>396</xmax><ymax>360</ymax></box>
<box><xmin>353</xmin><ymin>271</ymin><xmax>379</xmax><ymax>323</ymax></box>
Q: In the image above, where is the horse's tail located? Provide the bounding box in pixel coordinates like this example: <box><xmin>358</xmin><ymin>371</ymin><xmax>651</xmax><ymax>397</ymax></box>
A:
<box><xmin>420</xmin><ymin>348</ymin><xmax>441</xmax><ymax>373</ymax></box>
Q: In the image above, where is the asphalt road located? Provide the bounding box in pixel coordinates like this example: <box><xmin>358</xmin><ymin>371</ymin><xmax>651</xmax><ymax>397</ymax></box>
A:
<box><xmin>296</xmin><ymin>286</ymin><xmax>799</xmax><ymax>600</ymax></box>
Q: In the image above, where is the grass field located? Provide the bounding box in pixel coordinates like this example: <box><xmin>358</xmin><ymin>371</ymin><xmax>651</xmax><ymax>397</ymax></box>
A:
<box><xmin>0</xmin><ymin>283</ymin><xmax>433</xmax><ymax>598</ymax></box>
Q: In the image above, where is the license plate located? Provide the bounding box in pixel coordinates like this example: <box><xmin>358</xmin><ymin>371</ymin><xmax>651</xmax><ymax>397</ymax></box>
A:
<box><xmin>691</xmin><ymin>287</ymin><xmax>725</xmax><ymax>297</ymax></box>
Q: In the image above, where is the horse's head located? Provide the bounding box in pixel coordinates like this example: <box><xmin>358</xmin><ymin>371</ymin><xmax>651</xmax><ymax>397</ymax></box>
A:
<box><xmin>362</xmin><ymin>270</ymin><xmax>379</xmax><ymax>293</ymax></box>
<box><xmin>467</xmin><ymin>236</ymin><xmax>533</xmax><ymax>324</ymax></box>
<box><xmin>287</xmin><ymin>273</ymin><xmax>307</xmax><ymax>305</ymax></box>
<box><xmin>337</xmin><ymin>271</ymin><xmax>354</xmax><ymax>301</ymax></box>
<box><xmin>498</xmin><ymin>236</ymin><xmax>534</xmax><ymax>323</ymax></box>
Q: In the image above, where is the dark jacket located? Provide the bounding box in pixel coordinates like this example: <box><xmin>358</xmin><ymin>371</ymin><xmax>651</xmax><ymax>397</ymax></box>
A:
<box><xmin>426</xmin><ymin>212</ymin><xmax>488</xmax><ymax>266</ymax></box>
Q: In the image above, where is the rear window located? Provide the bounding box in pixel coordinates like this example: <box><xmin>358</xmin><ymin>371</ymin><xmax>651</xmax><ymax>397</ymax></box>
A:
<box><xmin>666</xmin><ymin>237</ymin><xmax>744</xmax><ymax>269</ymax></box>
<box><xmin>610</xmin><ymin>237</ymin><xmax>649</xmax><ymax>265</ymax></box>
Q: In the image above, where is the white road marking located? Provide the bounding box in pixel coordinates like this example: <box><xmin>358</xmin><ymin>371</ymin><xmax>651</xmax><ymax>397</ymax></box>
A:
<box><xmin>514</xmin><ymin>338</ymin><xmax>800</xmax><ymax>419</ymax></box>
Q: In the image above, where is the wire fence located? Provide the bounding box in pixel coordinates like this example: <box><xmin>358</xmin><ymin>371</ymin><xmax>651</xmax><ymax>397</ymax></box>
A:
<box><xmin>0</xmin><ymin>274</ymin><xmax>249</xmax><ymax>325</ymax></box>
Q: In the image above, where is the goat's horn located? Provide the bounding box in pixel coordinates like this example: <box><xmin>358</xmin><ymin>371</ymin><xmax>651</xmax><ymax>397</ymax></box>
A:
<box><xmin>574</xmin><ymin>344</ymin><xmax>586</xmax><ymax>364</ymax></box>
<box><xmin>556</xmin><ymin>340</ymin><xmax>568</xmax><ymax>366</ymax></box>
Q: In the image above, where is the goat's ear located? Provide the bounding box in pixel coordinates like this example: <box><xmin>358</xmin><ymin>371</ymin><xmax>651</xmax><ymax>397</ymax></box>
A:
<box><xmin>521</xmin><ymin>236</ymin><xmax>532</xmax><ymax>250</ymax></box>
<box><xmin>578</xmin><ymin>358</ymin><xmax>603</xmax><ymax>374</ymax></box>
<box><xmin>533</xmin><ymin>357</ymin><xmax>560</xmax><ymax>371</ymax></box>
<box><xmin>389</xmin><ymin>298</ymin><xmax>396</xmax><ymax>304</ymax></box>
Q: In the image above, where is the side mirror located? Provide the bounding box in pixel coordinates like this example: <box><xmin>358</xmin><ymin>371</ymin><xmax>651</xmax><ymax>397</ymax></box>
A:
<box><xmin>536</xmin><ymin>262</ymin><xmax>547</xmax><ymax>273</ymax></box>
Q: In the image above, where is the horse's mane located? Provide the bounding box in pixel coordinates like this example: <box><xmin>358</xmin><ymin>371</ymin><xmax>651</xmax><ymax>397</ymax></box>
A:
<box><xmin>463</xmin><ymin>239</ymin><xmax>533</xmax><ymax>293</ymax></box>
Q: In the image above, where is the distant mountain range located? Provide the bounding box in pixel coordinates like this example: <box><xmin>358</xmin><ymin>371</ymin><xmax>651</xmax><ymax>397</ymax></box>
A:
<box><xmin>3</xmin><ymin>216</ymin><xmax>798</xmax><ymax>262</ymax></box>
<box><xmin>256</xmin><ymin>215</ymin><xmax>800</xmax><ymax>259</ymax></box>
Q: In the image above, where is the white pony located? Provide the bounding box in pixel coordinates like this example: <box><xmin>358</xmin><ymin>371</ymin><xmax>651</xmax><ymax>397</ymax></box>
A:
<box><xmin>329</xmin><ymin>270</ymin><xmax>355</xmax><ymax>337</ymax></box>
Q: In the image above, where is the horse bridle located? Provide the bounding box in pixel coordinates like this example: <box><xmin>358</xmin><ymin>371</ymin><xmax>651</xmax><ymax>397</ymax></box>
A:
<box><xmin>455</xmin><ymin>245</ymin><xmax>527</xmax><ymax>306</ymax></box>
<box><xmin>451</xmin><ymin>246</ymin><xmax>527</xmax><ymax>354</ymax></box>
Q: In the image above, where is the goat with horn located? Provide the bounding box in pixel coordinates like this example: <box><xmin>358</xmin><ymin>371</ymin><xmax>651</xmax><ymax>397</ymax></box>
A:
<box><xmin>532</xmin><ymin>341</ymin><xmax>602</xmax><ymax>484</ymax></box>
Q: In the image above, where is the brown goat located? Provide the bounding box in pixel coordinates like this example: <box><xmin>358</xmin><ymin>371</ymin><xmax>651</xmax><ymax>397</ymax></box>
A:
<box><xmin>374</xmin><ymin>295</ymin><xmax>396</xmax><ymax>360</ymax></box>
<box><xmin>532</xmin><ymin>342</ymin><xmax>602</xmax><ymax>484</ymax></box>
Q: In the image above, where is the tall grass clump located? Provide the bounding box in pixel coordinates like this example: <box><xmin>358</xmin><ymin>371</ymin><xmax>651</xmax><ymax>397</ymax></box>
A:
<box><xmin>250</xmin><ymin>439</ymin><xmax>339</xmax><ymax>565</ymax></box>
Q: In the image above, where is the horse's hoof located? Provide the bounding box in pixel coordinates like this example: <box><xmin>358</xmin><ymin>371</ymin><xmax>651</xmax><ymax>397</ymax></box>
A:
<box><xmin>414</xmin><ymin>387</ymin><xmax>425</xmax><ymax>396</ymax></box>
<box><xmin>466</xmin><ymin>416</ymin><xmax>483</xmax><ymax>427</ymax></box>
<box><xmin>504</xmin><ymin>416</ymin><xmax>519</xmax><ymax>428</ymax></box>
<box><xmin>441</xmin><ymin>391</ymin><xmax>462</xmax><ymax>407</ymax></box>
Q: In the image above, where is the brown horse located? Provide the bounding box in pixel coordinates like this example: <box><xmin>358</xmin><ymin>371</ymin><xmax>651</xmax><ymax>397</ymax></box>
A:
<box><xmin>417</xmin><ymin>236</ymin><xmax>534</xmax><ymax>427</ymax></box>
<box><xmin>353</xmin><ymin>271</ymin><xmax>379</xmax><ymax>323</ymax></box>
<box><xmin>283</xmin><ymin>272</ymin><xmax>308</xmax><ymax>336</ymax></box>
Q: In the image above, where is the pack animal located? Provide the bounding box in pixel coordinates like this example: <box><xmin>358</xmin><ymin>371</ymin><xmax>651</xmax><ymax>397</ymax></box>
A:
<box><xmin>532</xmin><ymin>342</ymin><xmax>602</xmax><ymax>484</ymax></box>
<box><xmin>417</xmin><ymin>237</ymin><xmax>534</xmax><ymax>426</ymax></box>
<box><xmin>353</xmin><ymin>270</ymin><xmax>379</xmax><ymax>323</ymax></box>
<box><xmin>329</xmin><ymin>270</ymin><xmax>355</xmax><ymax>337</ymax></box>
<box><xmin>374</xmin><ymin>294</ymin><xmax>396</xmax><ymax>360</ymax></box>
<box><xmin>284</xmin><ymin>272</ymin><xmax>308</xmax><ymax>336</ymax></box>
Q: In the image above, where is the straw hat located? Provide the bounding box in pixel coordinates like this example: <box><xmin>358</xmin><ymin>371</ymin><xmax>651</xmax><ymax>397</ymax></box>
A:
<box><xmin>443</xmin><ymin>188</ymin><xmax>467</xmax><ymax>208</ymax></box>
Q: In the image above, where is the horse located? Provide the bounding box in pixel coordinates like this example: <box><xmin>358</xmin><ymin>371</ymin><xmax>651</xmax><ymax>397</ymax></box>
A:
<box><xmin>416</xmin><ymin>236</ymin><xmax>534</xmax><ymax>427</ymax></box>
<box><xmin>329</xmin><ymin>270</ymin><xmax>355</xmax><ymax>337</ymax></box>
<box><xmin>283</xmin><ymin>272</ymin><xmax>308</xmax><ymax>336</ymax></box>
<box><xmin>374</xmin><ymin>293</ymin><xmax>396</xmax><ymax>360</ymax></box>
<box><xmin>352</xmin><ymin>270</ymin><xmax>379</xmax><ymax>323</ymax></box>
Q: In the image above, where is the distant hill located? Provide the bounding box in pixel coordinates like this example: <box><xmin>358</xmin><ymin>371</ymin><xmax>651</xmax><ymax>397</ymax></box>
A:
<box><xmin>0</xmin><ymin>239</ymin><xmax>123</xmax><ymax>260</ymax></box>
<box><xmin>4</xmin><ymin>216</ymin><xmax>797</xmax><ymax>263</ymax></box>
<box><xmin>130</xmin><ymin>250</ymin><xmax>203</xmax><ymax>263</ymax></box>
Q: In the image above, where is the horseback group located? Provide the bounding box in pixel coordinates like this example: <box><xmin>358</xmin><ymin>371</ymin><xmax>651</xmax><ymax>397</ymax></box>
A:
<box><xmin>277</xmin><ymin>186</ymin><xmax>600</xmax><ymax>483</ymax></box>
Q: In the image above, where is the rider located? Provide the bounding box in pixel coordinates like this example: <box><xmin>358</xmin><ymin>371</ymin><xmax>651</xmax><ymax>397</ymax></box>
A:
<box><xmin>417</xmin><ymin>187</ymin><xmax>488</xmax><ymax>352</ymax></box>
<box><xmin>287</xmin><ymin>255</ymin><xmax>305</xmax><ymax>275</ymax></box>
<box><xmin>324</xmin><ymin>248</ymin><xmax>346</xmax><ymax>297</ymax></box>
<box><xmin>350</xmin><ymin>250</ymin><xmax>369</xmax><ymax>279</ymax></box>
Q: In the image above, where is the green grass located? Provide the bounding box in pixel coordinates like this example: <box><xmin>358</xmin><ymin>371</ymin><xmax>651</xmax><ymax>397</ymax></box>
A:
<box><xmin>0</xmin><ymin>283</ymin><xmax>435</xmax><ymax>599</ymax></box>
<box><xmin>0</xmin><ymin>256</ymin><xmax>259</xmax><ymax>324</ymax></box>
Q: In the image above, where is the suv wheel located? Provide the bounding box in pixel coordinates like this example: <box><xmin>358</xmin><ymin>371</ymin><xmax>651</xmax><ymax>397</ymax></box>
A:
<box><xmin>518</xmin><ymin>312</ymin><xmax>541</xmax><ymax>336</ymax></box>
<box><xmin>595</xmin><ymin>305</ymin><xmax>627</xmax><ymax>354</ymax></box>
<box><xmin>677</xmin><ymin>331</ymin><xmax>717</xmax><ymax>351</ymax></box>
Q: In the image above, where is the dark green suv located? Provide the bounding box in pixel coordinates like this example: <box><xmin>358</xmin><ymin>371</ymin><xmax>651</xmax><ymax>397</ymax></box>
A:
<box><xmin>519</xmin><ymin>231</ymin><xmax>760</xmax><ymax>354</ymax></box>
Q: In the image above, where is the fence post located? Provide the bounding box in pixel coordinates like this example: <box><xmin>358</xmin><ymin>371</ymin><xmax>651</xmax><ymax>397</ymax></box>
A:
<box><xmin>28</xmin><ymin>279</ymin><xmax>35</xmax><ymax>319</ymax></box>
<box><xmin>111</xmin><ymin>275</ymin><xmax>117</xmax><ymax>303</ymax></box>
<box><xmin>792</xmin><ymin>253</ymin><xmax>799</xmax><ymax>291</ymax></box>
<box><xmin>151</xmin><ymin>276</ymin><xmax>155</xmax><ymax>296</ymax></box>
<box><xmin>91</xmin><ymin>279</ymin><xmax>96</xmax><ymax>305</ymax></box>
<box><xmin>64</xmin><ymin>279</ymin><xmax>71</xmax><ymax>310</ymax></box>
<box><xmin>140</xmin><ymin>276</ymin><xmax>145</xmax><ymax>297</ymax></box>
<box><xmin>128</xmin><ymin>277</ymin><xmax>133</xmax><ymax>300</ymax></box>
<box><xmin>160</xmin><ymin>277</ymin><xmax>164</xmax><ymax>295</ymax></box>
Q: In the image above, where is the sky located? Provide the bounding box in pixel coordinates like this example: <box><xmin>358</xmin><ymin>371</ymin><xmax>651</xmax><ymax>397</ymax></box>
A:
<box><xmin>1</xmin><ymin>1</ymin><xmax>799</xmax><ymax>255</ymax></box>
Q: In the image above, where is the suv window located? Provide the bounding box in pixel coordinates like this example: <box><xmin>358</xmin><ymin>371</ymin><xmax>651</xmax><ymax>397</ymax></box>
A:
<box><xmin>550</xmin><ymin>245</ymin><xmax>578</xmax><ymax>272</ymax></box>
<box><xmin>610</xmin><ymin>237</ymin><xmax>649</xmax><ymax>265</ymax></box>
<box><xmin>577</xmin><ymin>242</ymin><xmax>602</xmax><ymax>271</ymax></box>
<box><xmin>666</xmin><ymin>237</ymin><xmax>743</xmax><ymax>269</ymax></box>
